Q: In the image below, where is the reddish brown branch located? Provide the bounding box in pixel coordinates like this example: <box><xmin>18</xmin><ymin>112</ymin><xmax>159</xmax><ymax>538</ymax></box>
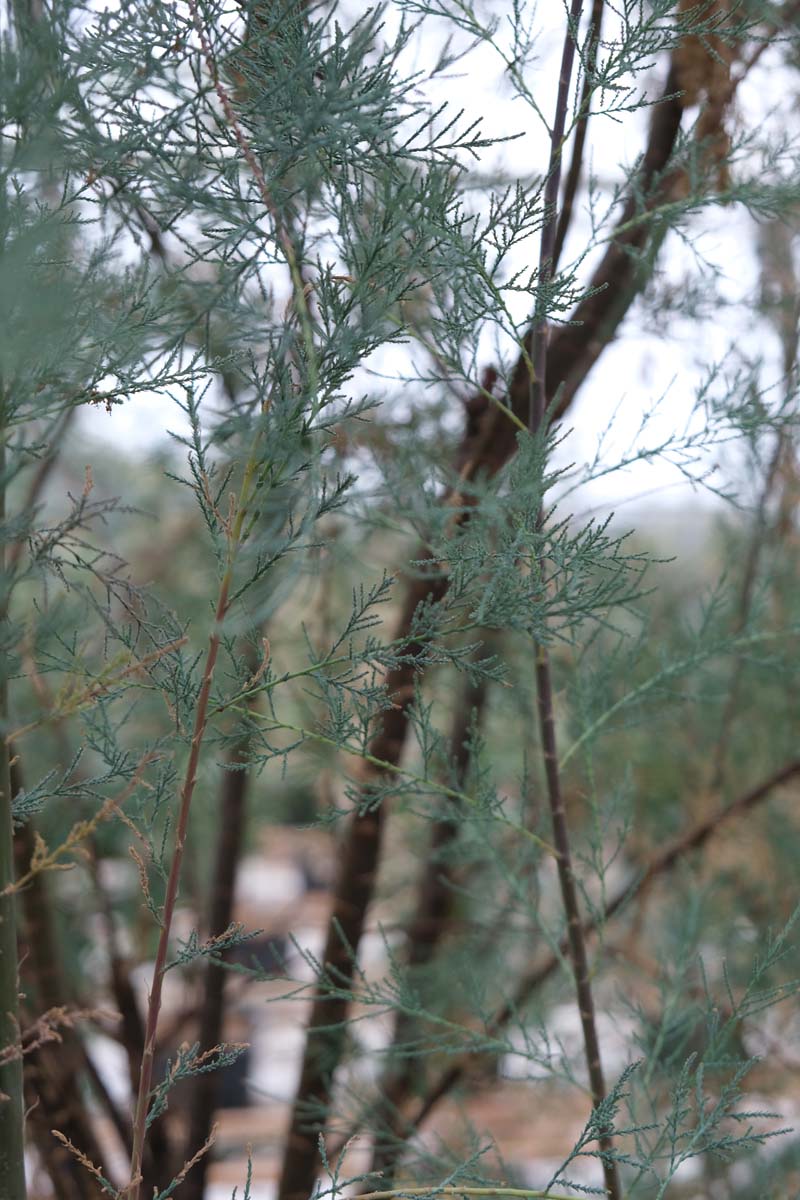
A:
<box><xmin>534</xmin><ymin>648</ymin><xmax>619</xmax><ymax>1200</ymax></box>
<box><xmin>527</xmin><ymin>5</ymin><xmax>620</xmax><ymax>1193</ymax></box>
<box><xmin>553</xmin><ymin>0</ymin><xmax>605</xmax><ymax>272</ymax></box>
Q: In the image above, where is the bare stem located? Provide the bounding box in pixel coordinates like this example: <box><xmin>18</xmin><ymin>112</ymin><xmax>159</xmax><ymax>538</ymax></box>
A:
<box><xmin>530</xmin><ymin>0</ymin><xmax>585</xmax><ymax>430</ymax></box>
<box><xmin>552</xmin><ymin>0</ymin><xmax>605</xmax><ymax>272</ymax></box>
<box><xmin>528</xmin><ymin>5</ymin><xmax>620</xmax><ymax>1198</ymax></box>
<box><xmin>533</xmin><ymin>647</ymin><xmax>618</xmax><ymax>1199</ymax></box>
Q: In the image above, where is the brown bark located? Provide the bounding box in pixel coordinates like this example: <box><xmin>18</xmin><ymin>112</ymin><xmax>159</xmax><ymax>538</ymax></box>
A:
<box><xmin>528</xmin><ymin>5</ymin><xmax>619</xmax><ymax>1192</ymax></box>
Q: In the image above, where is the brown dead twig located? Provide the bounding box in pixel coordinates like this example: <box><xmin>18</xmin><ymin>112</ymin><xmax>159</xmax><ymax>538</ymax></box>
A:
<box><xmin>0</xmin><ymin>1006</ymin><xmax>119</xmax><ymax>1068</ymax></box>
<box><xmin>6</xmin><ymin>752</ymin><xmax>158</xmax><ymax>896</ymax></box>
<box><xmin>50</xmin><ymin>1133</ymin><xmax>117</xmax><ymax>1199</ymax></box>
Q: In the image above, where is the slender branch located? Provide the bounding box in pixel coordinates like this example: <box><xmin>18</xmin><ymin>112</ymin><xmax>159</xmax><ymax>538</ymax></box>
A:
<box><xmin>552</xmin><ymin>0</ymin><xmax>605</xmax><ymax>273</ymax></box>
<box><xmin>527</xmin><ymin>4</ymin><xmax>620</xmax><ymax>1198</ymax></box>
<box><xmin>529</xmin><ymin>0</ymin><xmax>584</xmax><ymax>430</ymax></box>
<box><xmin>533</xmin><ymin>650</ymin><xmax>618</xmax><ymax>1200</ymax></box>
<box><xmin>357</xmin><ymin>1188</ymin><xmax>572</xmax><ymax>1200</ymax></box>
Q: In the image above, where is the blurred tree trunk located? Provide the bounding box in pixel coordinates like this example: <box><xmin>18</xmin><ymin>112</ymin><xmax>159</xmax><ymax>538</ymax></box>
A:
<box><xmin>0</xmin><ymin>420</ymin><xmax>27</xmax><ymax>1200</ymax></box>
<box><xmin>181</xmin><ymin>646</ymin><xmax>259</xmax><ymax>1200</ymax></box>
<box><xmin>13</xmin><ymin>780</ymin><xmax>113</xmax><ymax>1200</ymax></box>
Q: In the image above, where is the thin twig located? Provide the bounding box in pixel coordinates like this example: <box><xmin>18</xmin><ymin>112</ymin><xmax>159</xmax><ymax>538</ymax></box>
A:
<box><xmin>552</xmin><ymin>0</ymin><xmax>605</xmax><ymax>272</ymax></box>
<box><xmin>357</xmin><ymin>1188</ymin><xmax>572</xmax><ymax>1200</ymax></box>
<box><xmin>527</xmin><ymin>4</ymin><xmax>620</xmax><ymax>1198</ymax></box>
<box><xmin>529</xmin><ymin>0</ymin><xmax>584</xmax><ymax>430</ymax></box>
